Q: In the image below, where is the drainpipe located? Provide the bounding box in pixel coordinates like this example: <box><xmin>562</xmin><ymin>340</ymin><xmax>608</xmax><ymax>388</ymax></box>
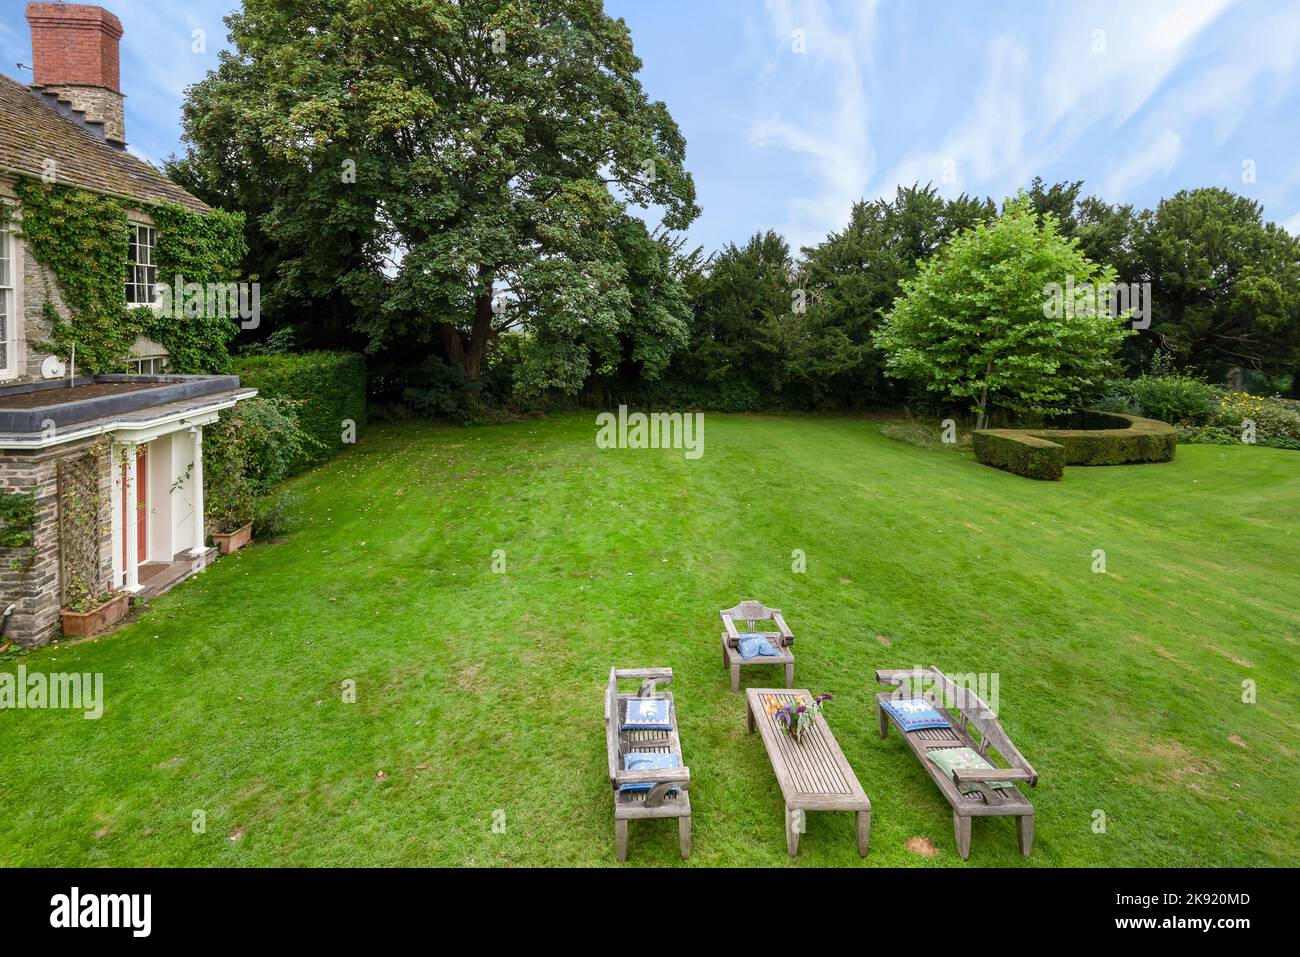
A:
<box><xmin>0</xmin><ymin>602</ymin><xmax>15</xmax><ymax>641</ymax></box>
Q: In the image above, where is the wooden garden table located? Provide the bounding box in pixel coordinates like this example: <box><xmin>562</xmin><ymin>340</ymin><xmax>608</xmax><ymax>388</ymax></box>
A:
<box><xmin>745</xmin><ymin>687</ymin><xmax>871</xmax><ymax>857</ymax></box>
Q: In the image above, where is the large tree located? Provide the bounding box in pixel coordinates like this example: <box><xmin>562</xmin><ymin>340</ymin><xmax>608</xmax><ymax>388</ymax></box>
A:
<box><xmin>780</xmin><ymin>184</ymin><xmax>995</xmax><ymax>404</ymax></box>
<box><xmin>1134</xmin><ymin>188</ymin><xmax>1300</xmax><ymax>383</ymax></box>
<box><xmin>176</xmin><ymin>0</ymin><xmax>698</xmax><ymax>388</ymax></box>
<box><xmin>874</xmin><ymin>195</ymin><xmax>1131</xmax><ymax>427</ymax></box>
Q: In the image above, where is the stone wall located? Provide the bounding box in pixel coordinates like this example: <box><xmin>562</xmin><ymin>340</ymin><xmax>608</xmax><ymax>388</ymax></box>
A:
<box><xmin>0</xmin><ymin>437</ymin><xmax>114</xmax><ymax>647</ymax></box>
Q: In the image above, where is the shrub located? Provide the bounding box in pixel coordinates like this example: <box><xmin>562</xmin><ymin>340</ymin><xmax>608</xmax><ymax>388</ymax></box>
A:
<box><xmin>204</xmin><ymin>396</ymin><xmax>317</xmax><ymax>533</ymax></box>
<box><xmin>879</xmin><ymin>416</ymin><xmax>970</xmax><ymax>451</ymax></box>
<box><xmin>253</xmin><ymin>490</ymin><xmax>300</xmax><ymax>539</ymax></box>
<box><xmin>972</xmin><ymin>431</ymin><xmax>1065</xmax><ymax>480</ymax></box>
<box><xmin>232</xmin><ymin>352</ymin><xmax>366</xmax><ymax>472</ymax></box>
<box><xmin>1182</xmin><ymin>392</ymin><xmax>1300</xmax><ymax>450</ymax></box>
<box><xmin>1126</xmin><ymin>374</ymin><xmax>1219</xmax><ymax>425</ymax></box>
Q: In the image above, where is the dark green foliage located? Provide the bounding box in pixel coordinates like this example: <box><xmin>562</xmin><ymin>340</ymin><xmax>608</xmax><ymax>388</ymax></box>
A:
<box><xmin>232</xmin><ymin>352</ymin><xmax>366</xmax><ymax>471</ymax></box>
<box><xmin>252</xmin><ymin>489</ymin><xmax>300</xmax><ymax>539</ymax></box>
<box><xmin>974</xmin><ymin>412</ymin><xmax>1177</xmax><ymax>479</ymax></box>
<box><xmin>1135</xmin><ymin>188</ymin><xmax>1300</xmax><ymax>381</ymax></box>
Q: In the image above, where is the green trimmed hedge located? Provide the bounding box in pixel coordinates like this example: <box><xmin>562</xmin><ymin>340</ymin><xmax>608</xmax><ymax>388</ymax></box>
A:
<box><xmin>232</xmin><ymin>352</ymin><xmax>366</xmax><ymax>474</ymax></box>
<box><xmin>971</xmin><ymin>430</ymin><xmax>1066</xmax><ymax>480</ymax></box>
<box><xmin>973</xmin><ymin>412</ymin><xmax>1176</xmax><ymax>480</ymax></box>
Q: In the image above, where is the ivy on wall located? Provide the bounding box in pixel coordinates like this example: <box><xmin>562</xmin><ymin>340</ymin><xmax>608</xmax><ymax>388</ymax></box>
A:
<box><xmin>10</xmin><ymin>178</ymin><xmax>247</xmax><ymax>375</ymax></box>
<box><xmin>139</xmin><ymin>201</ymin><xmax>248</xmax><ymax>373</ymax></box>
<box><xmin>12</xmin><ymin>179</ymin><xmax>134</xmax><ymax>373</ymax></box>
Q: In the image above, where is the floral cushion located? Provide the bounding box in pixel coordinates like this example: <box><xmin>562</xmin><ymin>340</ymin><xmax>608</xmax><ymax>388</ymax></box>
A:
<box><xmin>622</xmin><ymin>698</ymin><xmax>672</xmax><ymax>730</ymax></box>
<box><xmin>880</xmin><ymin>696</ymin><xmax>952</xmax><ymax>731</ymax></box>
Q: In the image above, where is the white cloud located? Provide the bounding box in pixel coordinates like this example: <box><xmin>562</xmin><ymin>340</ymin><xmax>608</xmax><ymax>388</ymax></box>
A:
<box><xmin>1283</xmin><ymin>210</ymin><xmax>1300</xmax><ymax>237</ymax></box>
<box><xmin>748</xmin><ymin>0</ymin><xmax>878</xmax><ymax>249</ymax></box>
<box><xmin>1105</xmin><ymin>129</ymin><xmax>1182</xmax><ymax>197</ymax></box>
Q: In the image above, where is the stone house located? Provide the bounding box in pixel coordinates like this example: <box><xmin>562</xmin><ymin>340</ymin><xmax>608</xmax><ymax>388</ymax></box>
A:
<box><xmin>0</xmin><ymin>3</ymin><xmax>254</xmax><ymax>647</ymax></box>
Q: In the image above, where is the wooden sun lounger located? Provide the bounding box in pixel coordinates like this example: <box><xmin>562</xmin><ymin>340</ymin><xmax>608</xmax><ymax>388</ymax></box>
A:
<box><xmin>720</xmin><ymin>600</ymin><xmax>795</xmax><ymax>693</ymax></box>
<box><xmin>746</xmin><ymin>687</ymin><xmax>871</xmax><ymax>857</ymax></box>
<box><xmin>875</xmin><ymin>667</ymin><xmax>1038</xmax><ymax>859</ymax></box>
<box><xmin>604</xmin><ymin>667</ymin><xmax>692</xmax><ymax>861</ymax></box>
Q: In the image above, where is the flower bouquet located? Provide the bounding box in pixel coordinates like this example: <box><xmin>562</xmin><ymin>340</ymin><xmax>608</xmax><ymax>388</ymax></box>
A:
<box><xmin>764</xmin><ymin>692</ymin><xmax>832</xmax><ymax>742</ymax></box>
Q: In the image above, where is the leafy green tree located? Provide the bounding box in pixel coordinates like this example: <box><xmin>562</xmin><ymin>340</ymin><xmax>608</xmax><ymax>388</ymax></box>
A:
<box><xmin>874</xmin><ymin>195</ymin><xmax>1131</xmax><ymax>428</ymax></box>
<box><xmin>175</xmin><ymin>0</ymin><xmax>698</xmax><ymax>390</ymax></box>
<box><xmin>1134</xmin><ymin>188</ymin><xmax>1300</xmax><ymax>384</ymax></box>
<box><xmin>780</xmin><ymin>184</ymin><xmax>995</xmax><ymax>404</ymax></box>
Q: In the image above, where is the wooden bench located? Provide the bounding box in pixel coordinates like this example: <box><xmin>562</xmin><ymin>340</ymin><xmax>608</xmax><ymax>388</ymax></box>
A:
<box><xmin>745</xmin><ymin>687</ymin><xmax>871</xmax><ymax>857</ymax></box>
<box><xmin>721</xmin><ymin>600</ymin><xmax>795</xmax><ymax>693</ymax></box>
<box><xmin>604</xmin><ymin>667</ymin><xmax>691</xmax><ymax>861</ymax></box>
<box><xmin>875</xmin><ymin>667</ymin><xmax>1038</xmax><ymax>859</ymax></box>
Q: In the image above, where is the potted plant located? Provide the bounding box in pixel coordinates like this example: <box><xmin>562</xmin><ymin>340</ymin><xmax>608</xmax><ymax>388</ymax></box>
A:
<box><xmin>764</xmin><ymin>692</ymin><xmax>833</xmax><ymax>742</ymax></box>
<box><xmin>61</xmin><ymin>578</ymin><xmax>129</xmax><ymax>638</ymax></box>
<box><xmin>204</xmin><ymin>416</ymin><xmax>256</xmax><ymax>555</ymax></box>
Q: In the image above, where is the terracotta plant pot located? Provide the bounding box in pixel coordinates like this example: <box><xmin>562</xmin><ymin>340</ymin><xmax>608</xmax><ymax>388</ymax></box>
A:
<box><xmin>61</xmin><ymin>592</ymin><xmax>130</xmax><ymax>638</ymax></box>
<box><xmin>212</xmin><ymin>522</ymin><xmax>253</xmax><ymax>555</ymax></box>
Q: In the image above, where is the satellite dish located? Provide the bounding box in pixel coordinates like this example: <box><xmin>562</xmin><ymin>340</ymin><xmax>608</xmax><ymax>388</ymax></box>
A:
<box><xmin>41</xmin><ymin>355</ymin><xmax>66</xmax><ymax>379</ymax></box>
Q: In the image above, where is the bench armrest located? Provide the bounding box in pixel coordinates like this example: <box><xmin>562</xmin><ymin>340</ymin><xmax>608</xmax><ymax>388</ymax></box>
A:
<box><xmin>614</xmin><ymin>767</ymin><xmax>691</xmax><ymax>786</ymax></box>
<box><xmin>951</xmin><ymin>768</ymin><xmax>1036</xmax><ymax>785</ymax></box>
<box><xmin>720</xmin><ymin>613</ymin><xmax>742</xmax><ymax>648</ymax></box>
<box><xmin>771</xmin><ymin>611</ymin><xmax>794</xmax><ymax>647</ymax></box>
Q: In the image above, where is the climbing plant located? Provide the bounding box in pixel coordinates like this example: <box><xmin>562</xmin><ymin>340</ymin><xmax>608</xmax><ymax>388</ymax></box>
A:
<box><xmin>10</xmin><ymin>178</ymin><xmax>246</xmax><ymax>374</ymax></box>
<box><xmin>0</xmin><ymin>489</ymin><xmax>36</xmax><ymax>549</ymax></box>
<box><xmin>12</xmin><ymin>179</ymin><xmax>134</xmax><ymax>373</ymax></box>
<box><xmin>138</xmin><ymin>201</ymin><xmax>248</xmax><ymax>373</ymax></box>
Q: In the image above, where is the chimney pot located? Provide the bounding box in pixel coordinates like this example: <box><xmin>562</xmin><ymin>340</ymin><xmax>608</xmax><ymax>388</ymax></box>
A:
<box><xmin>25</xmin><ymin>3</ymin><xmax>126</xmax><ymax>146</ymax></box>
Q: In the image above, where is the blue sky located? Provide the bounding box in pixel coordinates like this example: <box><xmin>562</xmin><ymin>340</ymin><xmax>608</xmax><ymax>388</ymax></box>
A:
<box><xmin>3</xmin><ymin>0</ymin><xmax>1299</xmax><ymax>254</ymax></box>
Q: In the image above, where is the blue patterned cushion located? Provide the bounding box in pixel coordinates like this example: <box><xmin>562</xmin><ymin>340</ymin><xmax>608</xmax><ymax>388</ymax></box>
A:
<box><xmin>619</xmin><ymin>752</ymin><xmax>681</xmax><ymax>793</ymax></box>
<box><xmin>622</xmin><ymin>698</ymin><xmax>672</xmax><ymax>730</ymax></box>
<box><xmin>737</xmin><ymin>633</ymin><xmax>780</xmax><ymax>659</ymax></box>
<box><xmin>881</xmin><ymin>696</ymin><xmax>952</xmax><ymax>731</ymax></box>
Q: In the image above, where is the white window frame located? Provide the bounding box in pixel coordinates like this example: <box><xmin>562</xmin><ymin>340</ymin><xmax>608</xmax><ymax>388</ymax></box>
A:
<box><xmin>125</xmin><ymin>221</ymin><xmax>158</xmax><ymax>306</ymax></box>
<box><xmin>0</xmin><ymin>206</ymin><xmax>20</xmax><ymax>380</ymax></box>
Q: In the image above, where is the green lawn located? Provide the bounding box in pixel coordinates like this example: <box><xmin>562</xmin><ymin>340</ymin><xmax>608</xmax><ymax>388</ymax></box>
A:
<box><xmin>2</xmin><ymin>413</ymin><xmax>1297</xmax><ymax>867</ymax></box>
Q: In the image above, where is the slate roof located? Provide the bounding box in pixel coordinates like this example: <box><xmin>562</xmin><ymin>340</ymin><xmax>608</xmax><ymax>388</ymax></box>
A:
<box><xmin>0</xmin><ymin>72</ymin><xmax>208</xmax><ymax>212</ymax></box>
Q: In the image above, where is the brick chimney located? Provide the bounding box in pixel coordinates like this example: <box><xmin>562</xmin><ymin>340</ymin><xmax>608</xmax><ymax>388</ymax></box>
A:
<box><xmin>25</xmin><ymin>3</ymin><xmax>126</xmax><ymax>147</ymax></box>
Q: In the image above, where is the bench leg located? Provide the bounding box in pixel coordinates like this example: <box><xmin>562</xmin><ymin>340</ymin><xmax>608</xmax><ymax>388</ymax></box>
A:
<box><xmin>953</xmin><ymin>813</ymin><xmax>971</xmax><ymax>860</ymax></box>
<box><xmin>730</xmin><ymin>663</ymin><xmax>740</xmax><ymax>694</ymax></box>
<box><xmin>785</xmin><ymin>805</ymin><xmax>801</xmax><ymax>857</ymax></box>
<box><xmin>615</xmin><ymin>819</ymin><xmax>628</xmax><ymax>862</ymax></box>
<box><xmin>784</xmin><ymin>661</ymin><xmax>794</xmax><ymax>688</ymax></box>
<box><xmin>679</xmin><ymin>816</ymin><xmax>691</xmax><ymax>860</ymax></box>
<box><xmin>856</xmin><ymin>809</ymin><xmax>871</xmax><ymax>857</ymax></box>
<box><xmin>877</xmin><ymin>704</ymin><xmax>889</xmax><ymax>739</ymax></box>
<box><xmin>746</xmin><ymin>697</ymin><xmax>755</xmax><ymax>734</ymax></box>
<box><xmin>1016</xmin><ymin>813</ymin><xmax>1034</xmax><ymax>857</ymax></box>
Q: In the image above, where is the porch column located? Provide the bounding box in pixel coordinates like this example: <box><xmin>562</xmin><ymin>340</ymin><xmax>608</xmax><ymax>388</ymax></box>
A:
<box><xmin>123</xmin><ymin>442</ymin><xmax>142</xmax><ymax>593</ymax></box>
<box><xmin>189</xmin><ymin>426</ymin><xmax>206</xmax><ymax>556</ymax></box>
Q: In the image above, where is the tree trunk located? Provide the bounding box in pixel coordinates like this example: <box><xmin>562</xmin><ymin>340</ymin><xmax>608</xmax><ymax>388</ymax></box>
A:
<box><xmin>438</xmin><ymin>268</ymin><xmax>496</xmax><ymax>382</ymax></box>
<box><xmin>975</xmin><ymin>360</ymin><xmax>993</xmax><ymax>430</ymax></box>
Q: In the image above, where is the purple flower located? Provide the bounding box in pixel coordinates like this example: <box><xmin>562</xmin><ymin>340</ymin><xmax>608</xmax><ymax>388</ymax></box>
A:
<box><xmin>814</xmin><ymin>693</ymin><xmax>833</xmax><ymax>704</ymax></box>
<box><xmin>795</xmin><ymin>705</ymin><xmax>807</xmax><ymax>713</ymax></box>
<box><xmin>776</xmin><ymin>710</ymin><xmax>791</xmax><ymax>728</ymax></box>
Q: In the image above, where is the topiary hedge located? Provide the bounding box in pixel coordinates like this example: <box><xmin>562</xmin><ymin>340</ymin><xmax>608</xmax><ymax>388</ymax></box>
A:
<box><xmin>232</xmin><ymin>351</ymin><xmax>366</xmax><ymax>474</ymax></box>
<box><xmin>973</xmin><ymin>411</ymin><xmax>1176</xmax><ymax>479</ymax></box>
<box><xmin>971</xmin><ymin>430</ymin><xmax>1066</xmax><ymax>480</ymax></box>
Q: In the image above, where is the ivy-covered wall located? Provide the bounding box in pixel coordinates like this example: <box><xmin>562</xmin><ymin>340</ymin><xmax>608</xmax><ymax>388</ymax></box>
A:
<box><xmin>9</xmin><ymin>177</ymin><xmax>246</xmax><ymax>375</ymax></box>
